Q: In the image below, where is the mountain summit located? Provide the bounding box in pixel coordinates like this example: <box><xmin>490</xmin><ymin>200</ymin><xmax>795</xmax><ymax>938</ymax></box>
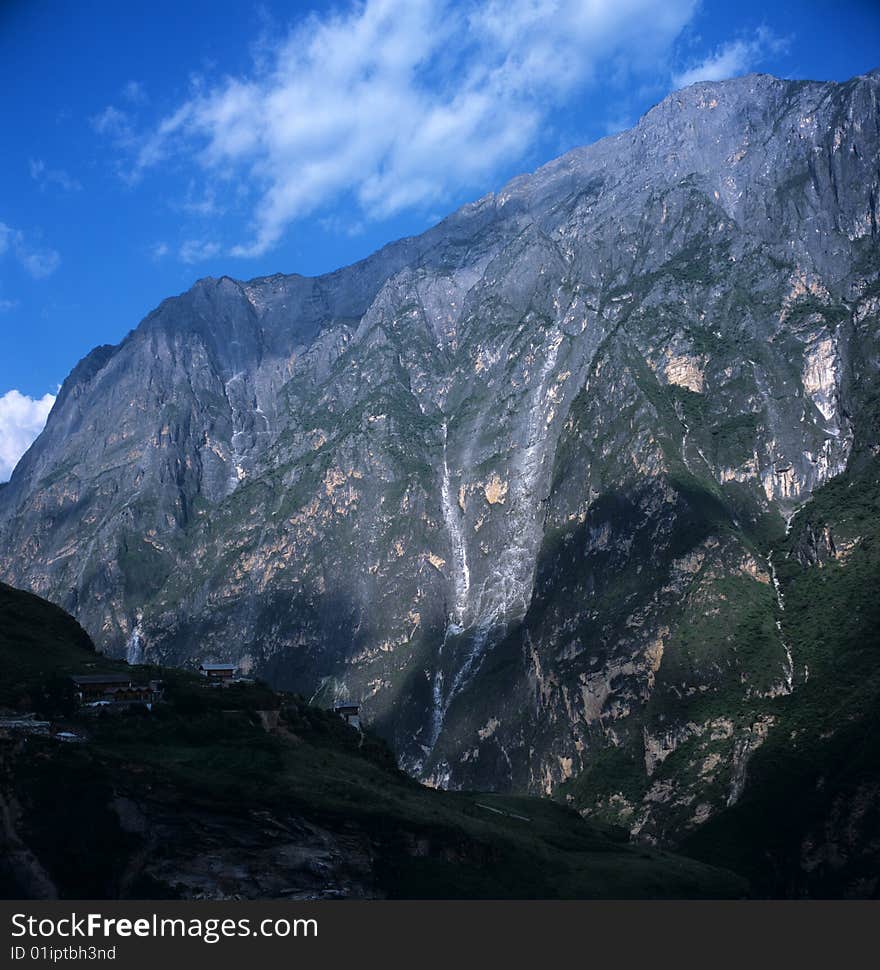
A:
<box><xmin>1</xmin><ymin>71</ymin><xmax>878</xmax><ymax>885</ymax></box>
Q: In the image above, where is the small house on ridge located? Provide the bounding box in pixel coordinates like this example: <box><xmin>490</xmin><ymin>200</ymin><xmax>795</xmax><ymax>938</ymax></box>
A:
<box><xmin>199</xmin><ymin>662</ymin><xmax>238</xmax><ymax>682</ymax></box>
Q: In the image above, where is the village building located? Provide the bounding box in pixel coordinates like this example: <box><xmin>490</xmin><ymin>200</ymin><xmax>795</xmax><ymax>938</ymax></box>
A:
<box><xmin>333</xmin><ymin>704</ymin><xmax>361</xmax><ymax>729</ymax></box>
<box><xmin>199</xmin><ymin>662</ymin><xmax>238</xmax><ymax>683</ymax></box>
<box><xmin>70</xmin><ymin>673</ymin><xmax>163</xmax><ymax>709</ymax></box>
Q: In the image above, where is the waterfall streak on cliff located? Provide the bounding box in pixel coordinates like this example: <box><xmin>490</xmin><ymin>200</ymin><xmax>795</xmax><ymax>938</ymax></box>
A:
<box><xmin>126</xmin><ymin>614</ymin><xmax>144</xmax><ymax>665</ymax></box>
<box><xmin>430</xmin><ymin>420</ymin><xmax>471</xmax><ymax>750</ymax></box>
<box><xmin>440</xmin><ymin>421</ymin><xmax>470</xmax><ymax>622</ymax></box>
<box><xmin>442</xmin><ymin>330</ymin><xmax>567</xmax><ymax>717</ymax></box>
<box><xmin>768</xmin><ymin>552</ymin><xmax>793</xmax><ymax>693</ymax></box>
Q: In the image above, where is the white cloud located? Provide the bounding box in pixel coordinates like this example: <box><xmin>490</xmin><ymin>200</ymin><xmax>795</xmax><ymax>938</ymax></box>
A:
<box><xmin>0</xmin><ymin>222</ymin><xmax>61</xmax><ymax>279</ymax></box>
<box><xmin>121</xmin><ymin>0</ymin><xmax>697</xmax><ymax>257</ymax></box>
<box><xmin>18</xmin><ymin>248</ymin><xmax>60</xmax><ymax>279</ymax></box>
<box><xmin>673</xmin><ymin>27</ymin><xmax>788</xmax><ymax>88</ymax></box>
<box><xmin>179</xmin><ymin>238</ymin><xmax>222</xmax><ymax>264</ymax></box>
<box><xmin>0</xmin><ymin>390</ymin><xmax>56</xmax><ymax>482</ymax></box>
<box><xmin>29</xmin><ymin>158</ymin><xmax>82</xmax><ymax>193</ymax></box>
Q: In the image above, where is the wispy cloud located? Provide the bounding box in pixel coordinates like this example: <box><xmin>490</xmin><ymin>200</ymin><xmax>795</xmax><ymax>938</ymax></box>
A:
<box><xmin>0</xmin><ymin>389</ymin><xmax>56</xmax><ymax>482</ymax></box>
<box><xmin>179</xmin><ymin>182</ymin><xmax>224</xmax><ymax>217</ymax></box>
<box><xmin>90</xmin><ymin>104</ymin><xmax>134</xmax><ymax>142</ymax></box>
<box><xmin>0</xmin><ymin>222</ymin><xmax>61</xmax><ymax>279</ymax></box>
<box><xmin>101</xmin><ymin>0</ymin><xmax>697</xmax><ymax>257</ymax></box>
<box><xmin>122</xmin><ymin>80</ymin><xmax>148</xmax><ymax>104</ymax></box>
<box><xmin>672</xmin><ymin>27</ymin><xmax>788</xmax><ymax>88</ymax></box>
<box><xmin>179</xmin><ymin>238</ymin><xmax>222</xmax><ymax>264</ymax></box>
<box><xmin>29</xmin><ymin>158</ymin><xmax>82</xmax><ymax>193</ymax></box>
<box><xmin>90</xmin><ymin>81</ymin><xmax>149</xmax><ymax>147</ymax></box>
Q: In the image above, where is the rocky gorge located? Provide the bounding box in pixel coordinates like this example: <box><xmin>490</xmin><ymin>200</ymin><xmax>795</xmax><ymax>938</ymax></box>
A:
<box><xmin>1</xmin><ymin>68</ymin><xmax>879</xmax><ymax>894</ymax></box>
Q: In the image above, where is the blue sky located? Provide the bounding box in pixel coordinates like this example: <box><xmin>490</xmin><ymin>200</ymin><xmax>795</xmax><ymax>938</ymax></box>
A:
<box><xmin>1</xmin><ymin>0</ymin><xmax>878</xmax><ymax>479</ymax></box>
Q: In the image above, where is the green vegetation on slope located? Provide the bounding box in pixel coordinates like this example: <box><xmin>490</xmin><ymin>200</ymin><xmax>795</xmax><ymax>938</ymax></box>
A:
<box><xmin>679</xmin><ymin>459</ymin><xmax>880</xmax><ymax>897</ymax></box>
<box><xmin>0</xmin><ymin>583</ymin><xmax>99</xmax><ymax>712</ymax></box>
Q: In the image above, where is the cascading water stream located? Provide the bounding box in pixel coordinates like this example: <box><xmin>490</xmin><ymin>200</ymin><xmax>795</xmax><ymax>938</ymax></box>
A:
<box><xmin>429</xmin><ymin>420</ymin><xmax>471</xmax><ymax>749</ymax></box>
<box><xmin>126</xmin><ymin>612</ymin><xmax>144</xmax><ymax>665</ymax></box>
<box><xmin>430</xmin><ymin>332</ymin><xmax>567</xmax><ymax>753</ymax></box>
<box><xmin>768</xmin><ymin>551</ymin><xmax>793</xmax><ymax>692</ymax></box>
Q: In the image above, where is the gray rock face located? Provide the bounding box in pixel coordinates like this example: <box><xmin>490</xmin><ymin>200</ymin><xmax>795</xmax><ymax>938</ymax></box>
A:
<box><xmin>1</xmin><ymin>70</ymin><xmax>879</xmax><ymax>839</ymax></box>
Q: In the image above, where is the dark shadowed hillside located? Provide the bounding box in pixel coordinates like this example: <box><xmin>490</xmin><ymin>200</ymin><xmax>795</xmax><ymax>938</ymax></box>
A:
<box><xmin>0</xmin><ymin>582</ymin><xmax>745</xmax><ymax>899</ymax></box>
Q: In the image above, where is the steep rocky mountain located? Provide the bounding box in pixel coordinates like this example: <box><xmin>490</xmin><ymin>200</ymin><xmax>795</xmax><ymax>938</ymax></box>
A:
<box><xmin>1</xmin><ymin>69</ymin><xmax>878</xmax><ymax>860</ymax></box>
<box><xmin>0</xmin><ymin>582</ymin><xmax>744</xmax><ymax>899</ymax></box>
